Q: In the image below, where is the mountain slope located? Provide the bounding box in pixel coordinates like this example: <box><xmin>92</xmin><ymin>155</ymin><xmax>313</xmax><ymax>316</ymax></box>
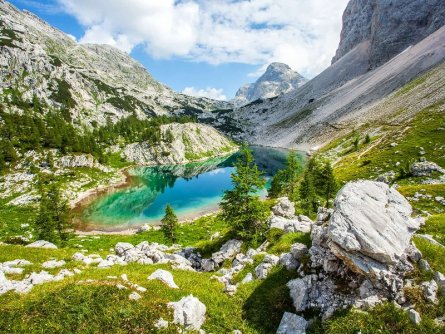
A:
<box><xmin>230</xmin><ymin>0</ymin><xmax>445</xmax><ymax>151</ymax></box>
<box><xmin>0</xmin><ymin>1</ymin><xmax>230</xmax><ymax>127</ymax></box>
<box><xmin>233</xmin><ymin>63</ymin><xmax>306</xmax><ymax>107</ymax></box>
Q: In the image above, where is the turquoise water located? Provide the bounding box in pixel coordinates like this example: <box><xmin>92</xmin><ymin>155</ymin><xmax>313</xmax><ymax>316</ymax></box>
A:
<box><xmin>78</xmin><ymin>146</ymin><xmax>302</xmax><ymax>231</ymax></box>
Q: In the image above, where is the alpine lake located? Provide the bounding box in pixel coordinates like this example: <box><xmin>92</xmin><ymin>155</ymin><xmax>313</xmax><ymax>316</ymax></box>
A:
<box><xmin>75</xmin><ymin>146</ymin><xmax>305</xmax><ymax>232</ymax></box>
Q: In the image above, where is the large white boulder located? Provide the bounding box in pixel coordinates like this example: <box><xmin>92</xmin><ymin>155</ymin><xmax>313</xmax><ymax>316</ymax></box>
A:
<box><xmin>327</xmin><ymin>181</ymin><xmax>421</xmax><ymax>275</ymax></box>
<box><xmin>26</xmin><ymin>240</ymin><xmax>58</xmax><ymax>249</ymax></box>
<box><xmin>272</xmin><ymin>197</ymin><xmax>295</xmax><ymax>218</ymax></box>
<box><xmin>42</xmin><ymin>260</ymin><xmax>66</xmax><ymax>269</ymax></box>
<box><xmin>277</xmin><ymin>312</ymin><xmax>308</xmax><ymax>334</ymax></box>
<box><xmin>148</xmin><ymin>269</ymin><xmax>179</xmax><ymax>289</ymax></box>
<box><xmin>168</xmin><ymin>294</ymin><xmax>206</xmax><ymax>331</ymax></box>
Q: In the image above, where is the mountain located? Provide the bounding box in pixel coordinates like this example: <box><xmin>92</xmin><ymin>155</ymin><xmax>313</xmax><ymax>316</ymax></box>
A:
<box><xmin>0</xmin><ymin>1</ymin><xmax>230</xmax><ymax>127</ymax></box>
<box><xmin>228</xmin><ymin>0</ymin><xmax>445</xmax><ymax>151</ymax></box>
<box><xmin>332</xmin><ymin>0</ymin><xmax>445</xmax><ymax>69</ymax></box>
<box><xmin>232</xmin><ymin>63</ymin><xmax>306</xmax><ymax>107</ymax></box>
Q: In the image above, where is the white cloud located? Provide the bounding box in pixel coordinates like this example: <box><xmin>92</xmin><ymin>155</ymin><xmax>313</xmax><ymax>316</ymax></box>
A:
<box><xmin>182</xmin><ymin>87</ymin><xmax>227</xmax><ymax>101</ymax></box>
<box><xmin>58</xmin><ymin>0</ymin><xmax>349</xmax><ymax>78</ymax></box>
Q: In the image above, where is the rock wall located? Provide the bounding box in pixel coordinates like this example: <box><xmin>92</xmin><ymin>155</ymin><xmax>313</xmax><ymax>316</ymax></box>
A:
<box><xmin>122</xmin><ymin>123</ymin><xmax>237</xmax><ymax>165</ymax></box>
<box><xmin>332</xmin><ymin>0</ymin><xmax>445</xmax><ymax>68</ymax></box>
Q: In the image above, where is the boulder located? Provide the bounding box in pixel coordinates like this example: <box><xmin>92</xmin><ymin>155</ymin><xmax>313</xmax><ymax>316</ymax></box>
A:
<box><xmin>115</xmin><ymin>242</ymin><xmax>134</xmax><ymax>256</ymax></box>
<box><xmin>434</xmin><ymin>272</ymin><xmax>445</xmax><ymax>296</ymax></box>
<box><xmin>241</xmin><ymin>273</ymin><xmax>254</xmax><ymax>284</ymax></box>
<box><xmin>270</xmin><ymin>216</ymin><xmax>312</xmax><ymax>233</ymax></box>
<box><xmin>272</xmin><ymin>197</ymin><xmax>295</xmax><ymax>218</ymax></box>
<box><xmin>291</xmin><ymin>243</ymin><xmax>309</xmax><ymax>260</ymax></box>
<box><xmin>136</xmin><ymin>224</ymin><xmax>151</xmax><ymax>233</ymax></box>
<box><xmin>97</xmin><ymin>260</ymin><xmax>114</xmax><ymax>268</ymax></box>
<box><xmin>28</xmin><ymin>271</ymin><xmax>54</xmax><ymax>285</ymax></box>
<box><xmin>327</xmin><ymin>181</ymin><xmax>421</xmax><ymax>276</ymax></box>
<box><xmin>287</xmin><ymin>278</ymin><xmax>310</xmax><ymax>312</ymax></box>
<box><xmin>410</xmin><ymin>161</ymin><xmax>445</xmax><ymax>177</ymax></box>
<box><xmin>279</xmin><ymin>253</ymin><xmax>299</xmax><ymax>271</ymax></box>
<box><xmin>168</xmin><ymin>295</ymin><xmax>206</xmax><ymax>331</ymax></box>
<box><xmin>408</xmin><ymin>309</ymin><xmax>421</xmax><ymax>325</ymax></box>
<box><xmin>129</xmin><ymin>292</ymin><xmax>141</xmax><ymax>301</ymax></box>
<box><xmin>26</xmin><ymin>240</ymin><xmax>57</xmax><ymax>249</ymax></box>
<box><xmin>42</xmin><ymin>260</ymin><xmax>66</xmax><ymax>269</ymax></box>
<box><xmin>255</xmin><ymin>263</ymin><xmax>273</xmax><ymax>280</ymax></box>
<box><xmin>211</xmin><ymin>239</ymin><xmax>243</xmax><ymax>265</ymax></box>
<box><xmin>421</xmin><ymin>280</ymin><xmax>438</xmax><ymax>304</ymax></box>
<box><xmin>148</xmin><ymin>269</ymin><xmax>179</xmax><ymax>289</ymax></box>
<box><xmin>276</xmin><ymin>312</ymin><xmax>308</xmax><ymax>334</ymax></box>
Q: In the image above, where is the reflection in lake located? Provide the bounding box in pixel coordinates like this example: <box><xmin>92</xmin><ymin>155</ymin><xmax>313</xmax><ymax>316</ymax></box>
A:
<box><xmin>78</xmin><ymin>146</ymin><xmax>303</xmax><ymax>231</ymax></box>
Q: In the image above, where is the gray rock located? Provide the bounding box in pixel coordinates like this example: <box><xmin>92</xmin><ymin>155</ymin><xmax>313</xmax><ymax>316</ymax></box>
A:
<box><xmin>410</xmin><ymin>161</ymin><xmax>445</xmax><ymax>177</ymax></box>
<box><xmin>418</xmin><ymin>259</ymin><xmax>432</xmax><ymax>272</ymax></box>
<box><xmin>270</xmin><ymin>216</ymin><xmax>312</xmax><ymax>234</ymax></box>
<box><xmin>255</xmin><ymin>263</ymin><xmax>273</xmax><ymax>280</ymax></box>
<box><xmin>241</xmin><ymin>273</ymin><xmax>254</xmax><ymax>284</ymax></box>
<box><xmin>327</xmin><ymin>181</ymin><xmax>421</xmax><ymax>276</ymax></box>
<box><xmin>26</xmin><ymin>240</ymin><xmax>57</xmax><ymax>249</ymax></box>
<box><xmin>129</xmin><ymin>292</ymin><xmax>141</xmax><ymax>301</ymax></box>
<box><xmin>272</xmin><ymin>197</ymin><xmax>296</xmax><ymax>218</ymax></box>
<box><xmin>148</xmin><ymin>269</ymin><xmax>179</xmax><ymax>289</ymax></box>
<box><xmin>279</xmin><ymin>253</ymin><xmax>300</xmax><ymax>271</ymax></box>
<box><xmin>287</xmin><ymin>278</ymin><xmax>310</xmax><ymax>312</ymax></box>
<box><xmin>421</xmin><ymin>280</ymin><xmax>438</xmax><ymax>304</ymax></box>
<box><xmin>115</xmin><ymin>242</ymin><xmax>134</xmax><ymax>256</ymax></box>
<box><xmin>276</xmin><ymin>312</ymin><xmax>307</xmax><ymax>334</ymax></box>
<box><xmin>291</xmin><ymin>243</ymin><xmax>309</xmax><ymax>260</ymax></box>
<box><xmin>154</xmin><ymin>318</ymin><xmax>169</xmax><ymax>329</ymax></box>
<box><xmin>408</xmin><ymin>309</ymin><xmax>421</xmax><ymax>325</ymax></box>
<box><xmin>42</xmin><ymin>260</ymin><xmax>66</xmax><ymax>269</ymax></box>
<box><xmin>211</xmin><ymin>239</ymin><xmax>243</xmax><ymax>266</ymax></box>
<box><xmin>168</xmin><ymin>295</ymin><xmax>206</xmax><ymax>331</ymax></box>
<box><xmin>201</xmin><ymin>259</ymin><xmax>216</xmax><ymax>272</ymax></box>
<box><xmin>97</xmin><ymin>260</ymin><xmax>114</xmax><ymax>268</ymax></box>
<box><xmin>434</xmin><ymin>272</ymin><xmax>445</xmax><ymax>296</ymax></box>
<box><xmin>28</xmin><ymin>271</ymin><xmax>54</xmax><ymax>285</ymax></box>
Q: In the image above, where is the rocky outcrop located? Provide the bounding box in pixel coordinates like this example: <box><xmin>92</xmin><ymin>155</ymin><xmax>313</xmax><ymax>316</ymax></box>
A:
<box><xmin>148</xmin><ymin>269</ymin><xmax>179</xmax><ymax>289</ymax></box>
<box><xmin>58</xmin><ymin>154</ymin><xmax>95</xmax><ymax>168</ymax></box>
<box><xmin>287</xmin><ymin>181</ymin><xmax>426</xmax><ymax>317</ymax></box>
<box><xmin>269</xmin><ymin>197</ymin><xmax>313</xmax><ymax>233</ymax></box>
<box><xmin>332</xmin><ymin>0</ymin><xmax>445</xmax><ymax>69</ymax></box>
<box><xmin>410</xmin><ymin>161</ymin><xmax>445</xmax><ymax>177</ymax></box>
<box><xmin>327</xmin><ymin>181</ymin><xmax>421</xmax><ymax>276</ymax></box>
<box><xmin>276</xmin><ymin>312</ymin><xmax>308</xmax><ymax>334</ymax></box>
<box><xmin>168</xmin><ymin>295</ymin><xmax>206</xmax><ymax>331</ymax></box>
<box><xmin>233</xmin><ymin>63</ymin><xmax>306</xmax><ymax>107</ymax></box>
<box><xmin>26</xmin><ymin>240</ymin><xmax>58</xmax><ymax>249</ymax></box>
<box><xmin>122</xmin><ymin>123</ymin><xmax>237</xmax><ymax>165</ymax></box>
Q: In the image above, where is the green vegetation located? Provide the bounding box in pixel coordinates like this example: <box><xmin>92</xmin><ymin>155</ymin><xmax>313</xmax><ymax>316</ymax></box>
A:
<box><xmin>220</xmin><ymin>144</ymin><xmax>269</xmax><ymax>242</ymax></box>
<box><xmin>35</xmin><ymin>176</ymin><xmax>73</xmax><ymax>245</ymax></box>
<box><xmin>269</xmin><ymin>150</ymin><xmax>303</xmax><ymax>199</ymax></box>
<box><xmin>161</xmin><ymin>204</ymin><xmax>179</xmax><ymax>243</ymax></box>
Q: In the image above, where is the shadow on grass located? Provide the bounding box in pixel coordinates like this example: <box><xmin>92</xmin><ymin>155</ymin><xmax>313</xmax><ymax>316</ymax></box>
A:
<box><xmin>242</xmin><ymin>267</ymin><xmax>299</xmax><ymax>334</ymax></box>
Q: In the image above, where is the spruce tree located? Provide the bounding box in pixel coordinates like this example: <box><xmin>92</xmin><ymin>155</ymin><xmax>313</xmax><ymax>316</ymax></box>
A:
<box><xmin>299</xmin><ymin>170</ymin><xmax>317</xmax><ymax>215</ymax></box>
<box><xmin>320</xmin><ymin>162</ymin><xmax>338</xmax><ymax>207</ymax></box>
<box><xmin>268</xmin><ymin>150</ymin><xmax>302</xmax><ymax>199</ymax></box>
<box><xmin>220</xmin><ymin>144</ymin><xmax>269</xmax><ymax>241</ymax></box>
<box><xmin>161</xmin><ymin>204</ymin><xmax>178</xmax><ymax>243</ymax></box>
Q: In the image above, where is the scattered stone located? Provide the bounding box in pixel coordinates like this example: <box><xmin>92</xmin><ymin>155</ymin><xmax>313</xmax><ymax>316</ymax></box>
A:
<box><xmin>276</xmin><ymin>312</ymin><xmax>308</xmax><ymax>334</ymax></box>
<box><xmin>97</xmin><ymin>260</ymin><xmax>114</xmax><ymax>268</ymax></box>
<box><xmin>434</xmin><ymin>272</ymin><xmax>445</xmax><ymax>296</ymax></box>
<box><xmin>421</xmin><ymin>280</ymin><xmax>438</xmax><ymax>304</ymax></box>
<box><xmin>408</xmin><ymin>309</ymin><xmax>421</xmax><ymax>325</ymax></box>
<box><xmin>211</xmin><ymin>239</ymin><xmax>243</xmax><ymax>266</ymax></box>
<box><xmin>154</xmin><ymin>318</ymin><xmax>169</xmax><ymax>329</ymax></box>
<box><xmin>29</xmin><ymin>271</ymin><xmax>54</xmax><ymax>285</ymax></box>
<box><xmin>148</xmin><ymin>269</ymin><xmax>179</xmax><ymax>289</ymax></box>
<box><xmin>241</xmin><ymin>273</ymin><xmax>253</xmax><ymax>284</ymax></box>
<box><xmin>255</xmin><ymin>263</ymin><xmax>272</xmax><ymax>280</ymax></box>
<box><xmin>279</xmin><ymin>253</ymin><xmax>299</xmax><ymax>271</ymax></box>
<box><xmin>115</xmin><ymin>242</ymin><xmax>134</xmax><ymax>256</ymax></box>
<box><xmin>291</xmin><ymin>243</ymin><xmax>309</xmax><ymax>260</ymax></box>
<box><xmin>129</xmin><ymin>292</ymin><xmax>141</xmax><ymax>301</ymax></box>
<box><xmin>26</xmin><ymin>240</ymin><xmax>57</xmax><ymax>249</ymax></box>
<box><xmin>168</xmin><ymin>295</ymin><xmax>206</xmax><ymax>331</ymax></box>
<box><xmin>272</xmin><ymin>197</ymin><xmax>295</xmax><ymax>218</ymax></box>
<box><xmin>42</xmin><ymin>260</ymin><xmax>66</xmax><ymax>269</ymax></box>
<box><xmin>418</xmin><ymin>259</ymin><xmax>432</xmax><ymax>272</ymax></box>
<box><xmin>136</xmin><ymin>224</ymin><xmax>151</xmax><ymax>233</ymax></box>
<box><xmin>410</xmin><ymin>161</ymin><xmax>445</xmax><ymax>177</ymax></box>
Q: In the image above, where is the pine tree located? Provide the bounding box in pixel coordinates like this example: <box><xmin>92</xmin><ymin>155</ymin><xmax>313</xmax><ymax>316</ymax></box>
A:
<box><xmin>220</xmin><ymin>144</ymin><xmax>269</xmax><ymax>241</ymax></box>
<box><xmin>320</xmin><ymin>162</ymin><xmax>338</xmax><ymax>207</ymax></box>
<box><xmin>35</xmin><ymin>177</ymin><xmax>73</xmax><ymax>244</ymax></box>
<box><xmin>161</xmin><ymin>204</ymin><xmax>178</xmax><ymax>243</ymax></box>
<box><xmin>299</xmin><ymin>170</ymin><xmax>317</xmax><ymax>215</ymax></box>
<box><xmin>268</xmin><ymin>150</ymin><xmax>302</xmax><ymax>199</ymax></box>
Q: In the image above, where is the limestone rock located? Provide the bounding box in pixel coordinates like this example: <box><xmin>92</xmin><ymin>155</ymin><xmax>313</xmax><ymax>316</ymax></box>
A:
<box><xmin>327</xmin><ymin>181</ymin><xmax>421</xmax><ymax>276</ymax></box>
<box><xmin>291</xmin><ymin>243</ymin><xmax>309</xmax><ymax>260</ymax></box>
<box><xmin>168</xmin><ymin>295</ymin><xmax>206</xmax><ymax>331</ymax></box>
<box><xmin>272</xmin><ymin>197</ymin><xmax>295</xmax><ymax>218</ymax></box>
<box><xmin>241</xmin><ymin>273</ymin><xmax>253</xmax><ymax>284</ymax></box>
<box><xmin>434</xmin><ymin>272</ymin><xmax>445</xmax><ymax>296</ymax></box>
<box><xmin>410</xmin><ymin>161</ymin><xmax>445</xmax><ymax>177</ymax></box>
<box><xmin>408</xmin><ymin>309</ymin><xmax>421</xmax><ymax>325</ymax></box>
<box><xmin>129</xmin><ymin>292</ymin><xmax>141</xmax><ymax>301</ymax></box>
<box><xmin>42</xmin><ymin>260</ymin><xmax>66</xmax><ymax>269</ymax></box>
<box><xmin>148</xmin><ymin>269</ymin><xmax>179</xmax><ymax>289</ymax></box>
<box><xmin>26</xmin><ymin>240</ymin><xmax>57</xmax><ymax>249</ymax></box>
<box><xmin>115</xmin><ymin>242</ymin><xmax>134</xmax><ymax>256</ymax></box>
<box><xmin>421</xmin><ymin>280</ymin><xmax>438</xmax><ymax>304</ymax></box>
<box><xmin>276</xmin><ymin>312</ymin><xmax>308</xmax><ymax>334</ymax></box>
<box><xmin>211</xmin><ymin>239</ymin><xmax>243</xmax><ymax>266</ymax></box>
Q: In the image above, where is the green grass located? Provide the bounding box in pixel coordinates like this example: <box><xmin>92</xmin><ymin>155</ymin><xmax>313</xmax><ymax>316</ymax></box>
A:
<box><xmin>332</xmin><ymin>104</ymin><xmax>445</xmax><ymax>184</ymax></box>
<box><xmin>398</xmin><ymin>184</ymin><xmax>445</xmax><ymax>215</ymax></box>
<box><xmin>266</xmin><ymin>229</ymin><xmax>311</xmax><ymax>255</ymax></box>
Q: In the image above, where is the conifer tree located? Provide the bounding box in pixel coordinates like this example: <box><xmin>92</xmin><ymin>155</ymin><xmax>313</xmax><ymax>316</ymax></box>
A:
<box><xmin>220</xmin><ymin>144</ymin><xmax>269</xmax><ymax>241</ymax></box>
<box><xmin>161</xmin><ymin>204</ymin><xmax>178</xmax><ymax>243</ymax></box>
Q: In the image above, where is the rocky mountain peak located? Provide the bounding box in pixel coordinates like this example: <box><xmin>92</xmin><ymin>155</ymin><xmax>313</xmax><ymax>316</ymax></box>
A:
<box><xmin>332</xmin><ymin>0</ymin><xmax>445</xmax><ymax>69</ymax></box>
<box><xmin>233</xmin><ymin>62</ymin><xmax>307</xmax><ymax>107</ymax></box>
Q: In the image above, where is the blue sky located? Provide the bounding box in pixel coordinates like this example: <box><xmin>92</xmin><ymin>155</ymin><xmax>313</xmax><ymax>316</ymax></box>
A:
<box><xmin>9</xmin><ymin>0</ymin><xmax>349</xmax><ymax>100</ymax></box>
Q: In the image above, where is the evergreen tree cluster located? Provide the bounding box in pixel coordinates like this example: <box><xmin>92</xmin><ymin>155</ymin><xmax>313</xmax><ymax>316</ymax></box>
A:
<box><xmin>299</xmin><ymin>158</ymin><xmax>338</xmax><ymax>215</ymax></box>
<box><xmin>35</xmin><ymin>175</ymin><xmax>73</xmax><ymax>244</ymax></box>
<box><xmin>268</xmin><ymin>150</ymin><xmax>303</xmax><ymax>200</ymax></box>
<box><xmin>220</xmin><ymin>144</ymin><xmax>269</xmax><ymax>241</ymax></box>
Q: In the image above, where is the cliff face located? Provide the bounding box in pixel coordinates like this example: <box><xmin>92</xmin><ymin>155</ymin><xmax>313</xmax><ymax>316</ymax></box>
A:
<box><xmin>233</xmin><ymin>63</ymin><xmax>306</xmax><ymax>107</ymax></box>
<box><xmin>332</xmin><ymin>0</ymin><xmax>445</xmax><ymax>68</ymax></box>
